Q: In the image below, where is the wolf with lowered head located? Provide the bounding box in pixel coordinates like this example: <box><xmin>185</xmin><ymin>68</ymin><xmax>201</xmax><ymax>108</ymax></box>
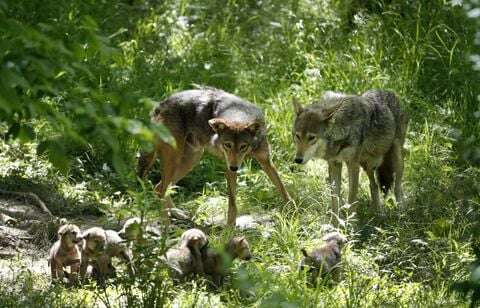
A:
<box><xmin>138</xmin><ymin>87</ymin><xmax>291</xmax><ymax>226</ymax></box>
<box><xmin>293</xmin><ymin>90</ymin><xmax>408</xmax><ymax>215</ymax></box>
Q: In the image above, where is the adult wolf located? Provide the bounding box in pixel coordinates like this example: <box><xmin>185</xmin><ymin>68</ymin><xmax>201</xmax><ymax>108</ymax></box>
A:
<box><xmin>139</xmin><ymin>87</ymin><xmax>291</xmax><ymax>226</ymax></box>
<box><xmin>292</xmin><ymin>90</ymin><xmax>408</xmax><ymax>215</ymax></box>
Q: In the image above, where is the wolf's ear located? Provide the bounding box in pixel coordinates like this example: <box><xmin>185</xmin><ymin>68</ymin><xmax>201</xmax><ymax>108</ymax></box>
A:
<box><xmin>293</xmin><ymin>98</ymin><xmax>304</xmax><ymax>115</ymax></box>
<box><xmin>301</xmin><ymin>248</ymin><xmax>309</xmax><ymax>257</ymax></box>
<box><xmin>209</xmin><ymin>118</ymin><xmax>228</xmax><ymax>132</ymax></box>
<box><xmin>246</xmin><ymin>122</ymin><xmax>261</xmax><ymax>135</ymax></box>
<box><xmin>320</xmin><ymin>101</ymin><xmax>342</xmax><ymax>120</ymax></box>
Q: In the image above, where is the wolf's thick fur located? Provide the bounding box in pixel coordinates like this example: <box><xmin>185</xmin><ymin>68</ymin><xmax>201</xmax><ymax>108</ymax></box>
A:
<box><xmin>48</xmin><ymin>224</ymin><xmax>83</xmax><ymax>283</ymax></box>
<box><xmin>138</xmin><ymin>87</ymin><xmax>291</xmax><ymax>226</ymax></box>
<box><xmin>293</xmin><ymin>89</ymin><xmax>408</xmax><ymax>213</ymax></box>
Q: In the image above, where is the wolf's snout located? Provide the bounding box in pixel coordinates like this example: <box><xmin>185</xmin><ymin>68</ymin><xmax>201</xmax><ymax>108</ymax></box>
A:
<box><xmin>229</xmin><ymin>166</ymin><xmax>239</xmax><ymax>172</ymax></box>
<box><xmin>294</xmin><ymin>157</ymin><xmax>304</xmax><ymax>164</ymax></box>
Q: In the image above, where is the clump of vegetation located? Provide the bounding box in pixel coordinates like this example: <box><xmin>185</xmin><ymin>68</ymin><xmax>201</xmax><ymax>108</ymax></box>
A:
<box><xmin>0</xmin><ymin>0</ymin><xmax>479</xmax><ymax>307</ymax></box>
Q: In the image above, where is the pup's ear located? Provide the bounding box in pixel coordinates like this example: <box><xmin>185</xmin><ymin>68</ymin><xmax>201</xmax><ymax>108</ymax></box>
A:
<box><xmin>293</xmin><ymin>97</ymin><xmax>304</xmax><ymax>115</ymax></box>
<box><xmin>301</xmin><ymin>248</ymin><xmax>309</xmax><ymax>257</ymax></box>
<box><xmin>209</xmin><ymin>118</ymin><xmax>229</xmax><ymax>132</ymax></box>
<box><xmin>246</xmin><ymin>122</ymin><xmax>261</xmax><ymax>135</ymax></box>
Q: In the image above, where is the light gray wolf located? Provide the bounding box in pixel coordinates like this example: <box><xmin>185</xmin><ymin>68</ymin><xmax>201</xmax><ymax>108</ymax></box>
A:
<box><xmin>292</xmin><ymin>89</ymin><xmax>408</xmax><ymax>214</ymax></box>
<box><xmin>48</xmin><ymin>223</ymin><xmax>83</xmax><ymax>283</ymax></box>
<box><xmin>138</xmin><ymin>87</ymin><xmax>291</xmax><ymax>226</ymax></box>
<box><xmin>299</xmin><ymin>232</ymin><xmax>347</xmax><ymax>285</ymax></box>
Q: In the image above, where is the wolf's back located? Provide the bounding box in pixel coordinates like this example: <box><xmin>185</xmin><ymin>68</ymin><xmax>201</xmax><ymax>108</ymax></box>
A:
<box><xmin>362</xmin><ymin>90</ymin><xmax>408</xmax><ymax>140</ymax></box>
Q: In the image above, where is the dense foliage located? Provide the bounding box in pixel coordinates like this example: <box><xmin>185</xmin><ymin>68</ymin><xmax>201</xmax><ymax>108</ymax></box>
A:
<box><xmin>0</xmin><ymin>0</ymin><xmax>479</xmax><ymax>307</ymax></box>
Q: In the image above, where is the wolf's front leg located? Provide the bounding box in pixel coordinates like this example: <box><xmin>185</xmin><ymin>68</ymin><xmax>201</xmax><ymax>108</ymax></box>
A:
<box><xmin>346</xmin><ymin>161</ymin><xmax>360</xmax><ymax>211</ymax></box>
<box><xmin>225</xmin><ymin>170</ymin><xmax>237</xmax><ymax>227</ymax></box>
<box><xmin>79</xmin><ymin>255</ymin><xmax>89</xmax><ymax>281</ymax></box>
<box><xmin>328</xmin><ymin>161</ymin><xmax>342</xmax><ymax>219</ymax></box>
<box><xmin>252</xmin><ymin>142</ymin><xmax>291</xmax><ymax>203</ymax></box>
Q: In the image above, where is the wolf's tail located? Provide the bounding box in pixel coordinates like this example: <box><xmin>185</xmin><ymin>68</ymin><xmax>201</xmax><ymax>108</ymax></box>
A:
<box><xmin>137</xmin><ymin>151</ymin><xmax>156</xmax><ymax>178</ymax></box>
<box><xmin>377</xmin><ymin>146</ymin><xmax>395</xmax><ymax>195</ymax></box>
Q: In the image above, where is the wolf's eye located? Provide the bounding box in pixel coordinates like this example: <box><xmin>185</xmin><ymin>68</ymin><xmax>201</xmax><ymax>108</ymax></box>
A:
<box><xmin>295</xmin><ymin>133</ymin><xmax>300</xmax><ymax>141</ymax></box>
<box><xmin>308</xmin><ymin>135</ymin><xmax>316</xmax><ymax>142</ymax></box>
<box><xmin>223</xmin><ymin>142</ymin><xmax>233</xmax><ymax>150</ymax></box>
<box><xmin>239</xmin><ymin>144</ymin><xmax>249</xmax><ymax>152</ymax></box>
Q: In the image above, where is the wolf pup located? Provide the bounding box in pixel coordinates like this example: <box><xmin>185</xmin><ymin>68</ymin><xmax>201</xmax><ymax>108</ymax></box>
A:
<box><xmin>179</xmin><ymin>228</ymin><xmax>208</xmax><ymax>274</ymax></box>
<box><xmin>293</xmin><ymin>90</ymin><xmax>408</xmax><ymax>214</ymax></box>
<box><xmin>139</xmin><ymin>87</ymin><xmax>291</xmax><ymax>226</ymax></box>
<box><xmin>48</xmin><ymin>223</ymin><xmax>83</xmax><ymax>284</ymax></box>
<box><xmin>80</xmin><ymin>227</ymin><xmax>135</xmax><ymax>283</ymax></box>
<box><xmin>299</xmin><ymin>232</ymin><xmax>347</xmax><ymax>285</ymax></box>
<box><xmin>201</xmin><ymin>235</ymin><xmax>252</xmax><ymax>287</ymax></box>
<box><xmin>118</xmin><ymin>217</ymin><xmax>142</xmax><ymax>242</ymax></box>
<box><xmin>161</xmin><ymin>229</ymin><xmax>208</xmax><ymax>280</ymax></box>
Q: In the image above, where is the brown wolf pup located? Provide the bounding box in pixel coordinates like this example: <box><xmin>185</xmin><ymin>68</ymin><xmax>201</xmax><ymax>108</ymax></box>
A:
<box><xmin>80</xmin><ymin>227</ymin><xmax>135</xmax><ymax>283</ymax></box>
<box><xmin>179</xmin><ymin>228</ymin><xmax>208</xmax><ymax>274</ymax></box>
<box><xmin>48</xmin><ymin>223</ymin><xmax>83</xmax><ymax>284</ymax></box>
<box><xmin>293</xmin><ymin>90</ymin><xmax>408</xmax><ymax>214</ymax></box>
<box><xmin>138</xmin><ymin>87</ymin><xmax>291</xmax><ymax>226</ymax></box>
<box><xmin>299</xmin><ymin>232</ymin><xmax>347</xmax><ymax>285</ymax></box>
<box><xmin>201</xmin><ymin>235</ymin><xmax>253</xmax><ymax>287</ymax></box>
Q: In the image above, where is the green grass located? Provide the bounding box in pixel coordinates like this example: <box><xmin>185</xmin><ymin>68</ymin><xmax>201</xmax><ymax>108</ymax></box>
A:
<box><xmin>1</xmin><ymin>0</ymin><xmax>480</xmax><ymax>307</ymax></box>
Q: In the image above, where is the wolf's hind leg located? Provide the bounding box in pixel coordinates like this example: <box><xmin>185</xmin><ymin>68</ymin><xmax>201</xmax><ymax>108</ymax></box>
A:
<box><xmin>155</xmin><ymin>140</ymin><xmax>184</xmax><ymax>218</ymax></box>
<box><xmin>137</xmin><ymin>150</ymin><xmax>157</xmax><ymax>178</ymax></box>
<box><xmin>365</xmin><ymin>168</ymin><xmax>382</xmax><ymax>209</ymax></box>
<box><xmin>392</xmin><ymin>142</ymin><xmax>405</xmax><ymax>205</ymax></box>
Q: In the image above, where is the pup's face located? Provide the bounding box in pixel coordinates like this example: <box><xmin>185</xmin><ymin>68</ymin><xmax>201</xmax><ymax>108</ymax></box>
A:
<box><xmin>293</xmin><ymin>110</ymin><xmax>329</xmax><ymax>164</ymax></box>
<box><xmin>119</xmin><ymin>218</ymin><xmax>142</xmax><ymax>241</ymax></box>
<box><xmin>188</xmin><ymin>234</ymin><xmax>207</xmax><ymax>249</ymax></box>
<box><xmin>229</xmin><ymin>236</ymin><xmax>252</xmax><ymax>260</ymax></box>
<box><xmin>83</xmin><ymin>228</ymin><xmax>106</xmax><ymax>254</ymax></box>
<box><xmin>58</xmin><ymin>224</ymin><xmax>82</xmax><ymax>246</ymax></box>
<box><xmin>322</xmin><ymin>232</ymin><xmax>347</xmax><ymax>248</ymax></box>
<box><xmin>209</xmin><ymin>118</ymin><xmax>260</xmax><ymax>172</ymax></box>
